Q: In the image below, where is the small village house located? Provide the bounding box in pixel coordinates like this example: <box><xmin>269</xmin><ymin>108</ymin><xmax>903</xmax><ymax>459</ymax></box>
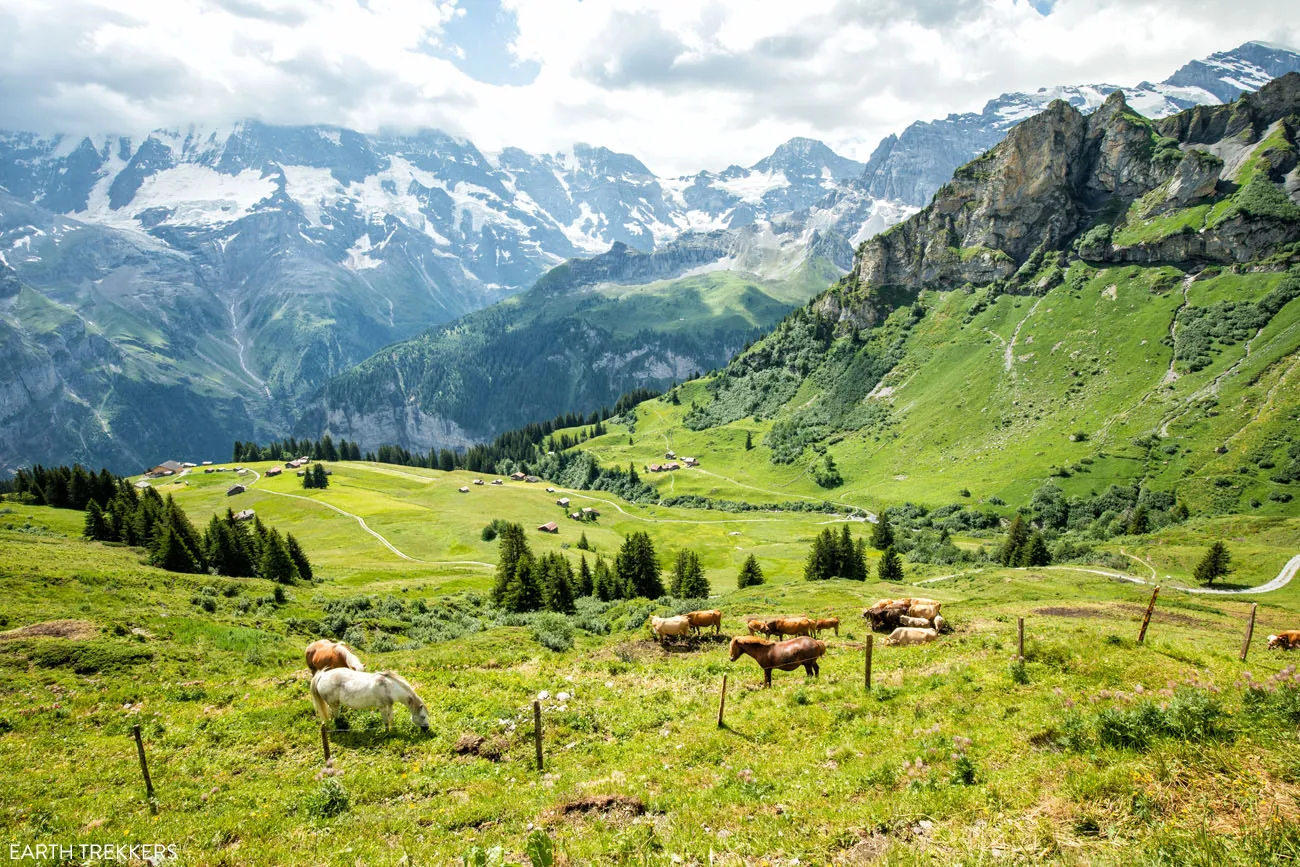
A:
<box><xmin>537</xmin><ymin>521</ymin><xmax>559</xmax><ymax>533</ymax></box>
<box><xmin>226</xmin><ymin>485</ymin><xmax>246</xmax><ymax>496</ymax></box>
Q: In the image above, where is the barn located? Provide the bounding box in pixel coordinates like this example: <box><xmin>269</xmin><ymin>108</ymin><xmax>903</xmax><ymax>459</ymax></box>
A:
<box><xmin>537</xmin><ymin>522</ymin><xmax>559</xmax><ymax>533</ymax></box>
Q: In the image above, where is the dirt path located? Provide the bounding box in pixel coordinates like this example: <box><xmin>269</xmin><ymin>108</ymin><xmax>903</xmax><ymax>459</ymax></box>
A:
<box><xmin>1005</xmin><ymin>295</ymin><xmax>1047</xmax><ymax>373</ymax></box>
<box><xmin>915</xmin><ymin>555</ymin><xmax>1300</xmax><ymax>596</ymax></box>
<box><xmin>243</xmin><ymin>469</ymin><xmax>491</xmax><ymax>568</ymax></box>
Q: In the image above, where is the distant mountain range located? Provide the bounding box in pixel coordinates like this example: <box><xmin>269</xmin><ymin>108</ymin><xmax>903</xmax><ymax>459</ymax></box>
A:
<box><xmin>1</xmin><ymin>40</ymin><xmax>1297</xmax><ymax>472</ymax></box>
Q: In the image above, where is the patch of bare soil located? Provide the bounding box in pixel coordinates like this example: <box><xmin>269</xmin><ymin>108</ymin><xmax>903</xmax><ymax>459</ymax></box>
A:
<box><xmin>553</xmin><ymin>794</ymin><xmax>646</xmax><ymax>819</ymax></box>
<box><xmin>0</xmin><ymin>620</ymin><xmax>97</xmax><ymax>641</ymax></box>
<box><xmin>453</xmin><ymin>733</ymin><xmax>505</xmax><ymax>761</ymax></box>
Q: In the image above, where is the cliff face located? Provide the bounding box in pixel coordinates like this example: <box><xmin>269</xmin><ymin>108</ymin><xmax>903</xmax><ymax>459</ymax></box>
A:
<box><xmin>831</xmin><ymin>74</ymin><xmax>1300</xmax><ymax>327</ymax></box>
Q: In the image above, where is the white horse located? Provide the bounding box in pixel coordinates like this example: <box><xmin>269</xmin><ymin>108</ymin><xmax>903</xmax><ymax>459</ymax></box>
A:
<box><xmin>310</xmin><ymin>669</ymin><xmax>430</xmax><ymax>731</ymax></box>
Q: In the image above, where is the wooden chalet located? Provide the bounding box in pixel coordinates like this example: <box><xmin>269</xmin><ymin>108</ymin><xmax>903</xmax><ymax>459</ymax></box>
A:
<box><xmin>537</xmin><ymin>521</ymin><xmax>559</xmax><ymax>533</ymax></box>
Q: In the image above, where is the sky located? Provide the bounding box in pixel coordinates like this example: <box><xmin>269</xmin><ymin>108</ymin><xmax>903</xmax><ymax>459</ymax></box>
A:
<box><xmin>1</xmin><ymin>0</ymin><xmax>1297</xmax><ymax>176</ymax></box>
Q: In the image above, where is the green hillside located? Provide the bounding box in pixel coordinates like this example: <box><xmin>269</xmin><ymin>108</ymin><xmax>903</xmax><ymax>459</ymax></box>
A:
<box><xmin>570</xmin><ymin>264</ymin><xmax>1300</xmax><ymax>517</ymax></box>
<box><xmin>3</xmin><ymin>467</ymin><xmax>1300</xmax><ymax>864</ymax></box>
<box><xmin>296</xmin><ymin>247</ymin><xmax>840</xmax><ymax>453</ymax></box>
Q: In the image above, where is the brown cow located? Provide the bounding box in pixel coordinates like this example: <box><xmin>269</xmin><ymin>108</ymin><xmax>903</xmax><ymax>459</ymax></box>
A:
<box><xmin>747</xmin><ymin>619</ymin><xmax>772</xmax><ymax>636</ymax></box>
<box><xmin>1267</xmin><ymin>630</ymin><xmax>1300</xmax><ymax>650</ymax></box>
<box><xmin>729</xmin><ymin>636</ymin><xmax>826</xmax><ymax>687</ymax></box>
<box><xmin>811</xmin><ymin>617</ymin><xmax>840</xmax><ymax>638</ymax></box>
<box><xmin>864</xmin><ymin>599</ymin><xmax>911</xmax><ymax>633</ymax></box>
<box><xmin>305</xmin><ymin>639</ymin><xmax>365</xmax><ymax>674</ymax></box>
<box><xmin>768</xmin><ymin>616</ymin><xmax>814</xmax><ymax>639</ymax></box>
<box><xmin>686</xmin><ymin>609</ymin><xmax>723</xmax><ymax>635</ymax></box>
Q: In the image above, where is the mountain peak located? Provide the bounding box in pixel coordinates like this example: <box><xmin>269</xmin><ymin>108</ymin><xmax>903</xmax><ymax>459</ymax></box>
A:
<box><xmin>750</xmin><ymin>136</ymin><xmax>864</xmax><ymax>181</ymax></box>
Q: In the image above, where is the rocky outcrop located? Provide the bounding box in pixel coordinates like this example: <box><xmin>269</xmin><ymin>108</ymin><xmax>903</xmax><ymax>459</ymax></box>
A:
<box><xmin>844</xmin><ymin>74</ymin><xmax>1300</xmax><ymax>309</ymax></box>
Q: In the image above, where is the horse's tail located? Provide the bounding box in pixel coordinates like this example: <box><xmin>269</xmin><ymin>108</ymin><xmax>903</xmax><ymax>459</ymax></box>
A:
<box><xmin>309</xmin><ymin>671</ymin><xmax>331</xmax><ymax>723</ymax></box>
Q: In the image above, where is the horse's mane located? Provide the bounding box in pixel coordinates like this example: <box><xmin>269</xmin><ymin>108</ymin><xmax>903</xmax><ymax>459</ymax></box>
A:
<box><xmin>379</xmin><ymin>671</ymin><xmax>420</xmax><ymax>696</ymax></box>
<box><xmin>731</xmin><ymin>635</ymin><xmax>772</xmax><ymax>647</ymax></box>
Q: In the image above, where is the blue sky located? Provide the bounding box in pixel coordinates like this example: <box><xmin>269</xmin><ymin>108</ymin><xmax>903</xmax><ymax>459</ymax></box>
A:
<box><xmin>0</xmin><ymin>0</ymin><xmax>1296</xmax><ymax>174</ymax></box>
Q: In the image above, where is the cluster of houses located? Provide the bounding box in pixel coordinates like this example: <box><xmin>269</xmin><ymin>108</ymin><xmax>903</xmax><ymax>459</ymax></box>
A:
<box><xmin>647</xmin><ymin>452</ymin><xmax>699</xmax><ymax>473</ymax></box>
<box><xmin>509</xmin><ymin>472</ymin><xmax>542</xmax><ymax>483</ymax></box>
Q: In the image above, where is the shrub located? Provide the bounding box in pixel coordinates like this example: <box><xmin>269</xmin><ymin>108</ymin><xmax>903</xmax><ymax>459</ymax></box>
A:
<box><xmin>303</xmin><ymin>779</ymin><xmax>350</xmax><ymax>819</ymax></box>
<box><xmin>530</xmin><ymin>612</ymin><xmax>574</xmax><ymax>652</ymax></box>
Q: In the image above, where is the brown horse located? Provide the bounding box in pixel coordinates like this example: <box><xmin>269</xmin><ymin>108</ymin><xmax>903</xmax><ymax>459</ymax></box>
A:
<box><xmin>729</xmin><ymin>636</ymin><xmax>826</xmax><ymax>688</ymax></box>
<box><xmin>305</xmin><ymin>639</ymin><xmax>365</xmax><ymax>674</ymax></box>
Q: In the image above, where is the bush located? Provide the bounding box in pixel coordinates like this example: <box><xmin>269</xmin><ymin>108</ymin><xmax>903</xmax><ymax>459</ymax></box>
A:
<box><xmin>303</xmin><ymin>779</ymin><xmax>350</xmax><ymax>819</ymax></box>
<box><xmin>530</xmin><ymin>612</ymin><xmax>574</xmax><ymax>652</ymax></box>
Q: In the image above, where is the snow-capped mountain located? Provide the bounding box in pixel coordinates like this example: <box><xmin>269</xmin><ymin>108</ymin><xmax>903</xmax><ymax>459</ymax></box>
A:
<box><xmin>861</xmin><ymin>41</ymin><xmax>1300</xmax><ymax>207</ymax></box>
<box><xmin>0</xmin><ymin>123</ymin><xmax>883</xmax><ymax>473</ymax></box>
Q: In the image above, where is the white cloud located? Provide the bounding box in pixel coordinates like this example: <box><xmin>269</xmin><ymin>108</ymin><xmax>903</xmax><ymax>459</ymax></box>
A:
<box><xmin>0</xmin><ymin>0</ymin><xmax>1296</xmax><ymax>174</ymax></box>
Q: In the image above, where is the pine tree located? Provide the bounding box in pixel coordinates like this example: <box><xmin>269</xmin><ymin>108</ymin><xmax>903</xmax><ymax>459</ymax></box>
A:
<box><xmin>311</xmin><ymin>463</ymin><xmax>329</xmax><ymax>489</ymax></box>
<box><xmin>803</xmin><ymin>530</ymin><xmax>836</xmax><ymax>581</ymax></box>
<box><xmin>629</xmin><ymin>462</ymin><xmax>640</xmax><ymax>484</ymax></box>
<box><xmin>1017</xmin><ymin>531</ymin><xmax>1051</xmax><ymax>567</ymax></box>
<box><xmin>998</xmin><ymin>514</ymin><xmax>1030</xmax><ymax>566</ymax></box>
<box><xmin>1127</xmin><ymin>506</ymin><xmax>1150</xmax><ymax>536</ymax></box>
<box><xmin>671</xmin><ymin>549</ymin><xmax>709</xmax><ymax>598</ymax></box>
<box><xmin>870</xmin><ymin>513</ymin><xmax>894</xmax><ymax>550</ymax></box>
<box><xmin>259</xmin><ymin>528</ymin><xmax>299</xmax><ymax>584</ymax></box>
<box><xmin>538</xmin><ymin>554</ymin><xmax>576</xmax><ymax>614</ymax></box>
<box><xmin>744</xmin><ymin>430</ymin><xmax>753</xmax><ymax>451</ymax></box>
<box><xmin>83</xmin><ymin>501</ymin><xmax>112</xmax><ymax>541</ymax></box>
<box><xmin>853</xmin><ymin>538</ymin><xmax>871</xmax><ymax>581</ymax></box>
<box><xmin>501</xmin><ymin>556</ymin><xmax>542</xmax><ymax>612</ymax></box>
<box><xmin>1193</xmin><ymin>541</ymin><xmax>1232</xmax><ymax>586</ymax></box>
<box><xmin>737</xmin><ymin>554</ymin><xmax>764</xmax><ymax>588</ymax></box>
<box><xmin>593</xmin><ymin>556</ymin><xmax>616</xmax><ymax>601</ymax></box>
<box><xmin>577</xmin><ymin>554</ymin><xmax>594</xmax><ymax>597</ymax></box>
<box><xmin>286</xmin><ymin>533</ymin><xmax>313</xmax><ymax>582</ymax></box>
<box><xmin>577</xmin><ymin>531</ymin><xmax>590</xmax><ymax>551</ymax></box>
<box><xmin>616</xmin><ymin>532</ymin><xmax>664</xmax><ymax>599</ymax></box>
<box><xmin>877</xmin><ymin>545</ymin><xmax>905</xmax><ymax>583</ymax></box>
<box><xmin>492</xmin><ymin>523</ymin><xmax>531</xmax><ymax>605</ymax></box>
<box><xmin>152</xmin><ymin>525</ymin><xmax>201</xmax><ymax>574</ymax></box>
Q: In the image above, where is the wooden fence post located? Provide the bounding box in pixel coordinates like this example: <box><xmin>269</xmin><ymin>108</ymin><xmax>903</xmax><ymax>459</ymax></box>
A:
<box><xmin>1017</xmin><ymin>618</ymin><xmax>1025</xmax><ymax>662</ymax></box>
<box><xmin>533</xmin><ymin>700</ymin><xmax>544</xmax><ymax>772</ymax></box>
<box><xmin>1240</xmin><ymin>603</ymin><xmax>1258</xmax><ymax>662</ymax></box>
<box><xmin>320</xmin><ymin>723</ymin><xmax>331</xmax><ymax>764</ymax></box>
<box><xmin>1137</xmin><ymin>587</ymin><xmax>1160</xmax><ymax>645</ymax></box>
<box><xmin>717</xmin><ymin>675</ymin><xmax>728</xmax><ymax>728</ymax></box>
<box><xmin>864</xmin><ymin>635</ymin><xmax>873</xmax><ymax>691</ymax></box>
<box><xmin>131</xmin><ymin>724</ymin><xmax>157</xmax><ymax>813</ymax></box>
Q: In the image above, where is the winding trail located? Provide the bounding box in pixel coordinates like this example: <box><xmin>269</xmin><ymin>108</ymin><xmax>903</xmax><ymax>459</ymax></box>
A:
<box><xmin>243</xmin><ymin>468</ymin><xmax>491</xmax><ymax>569</ymax></box>
<box><xmin>914</xmin><ymin>555</ymin><xmax>1300</xmax><ymax>596</ymax></box>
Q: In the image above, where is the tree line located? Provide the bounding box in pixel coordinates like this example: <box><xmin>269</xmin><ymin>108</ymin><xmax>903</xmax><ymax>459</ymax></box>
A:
<box><xmin>81</xmin><ymin>481</ymin><xmax>313</xmax><ymax>582</ymax></box>
<box><xmin>487</xmin><ymin>523</ymin><xmax>768</xmax><ymax>614</ymax></box>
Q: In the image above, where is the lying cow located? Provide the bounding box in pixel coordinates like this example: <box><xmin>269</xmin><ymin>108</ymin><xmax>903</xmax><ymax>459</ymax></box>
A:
<box><xmin>649</xmin><ymin>615</ymin><xmax>691</xmax><ymax>643</ymax></box>
<box><xmin>864</xmin><ymin>600</ymin><xmax>911</xmax><ymax>632</ymax></box>
<box><xmin>686</xmin><ymin>609</ymin><xmax>722</xmax><ymax>635</ymax></box>
<box><xmin>886</xmin><ymin>626</ymin><xmax>939</xmax><ymax>646</ymax></box>
<box><xmin>899</xmin><ymin>615</ymin><xmax>932</xmax><ymax>629</ymax></box>
<box><xmin>1267</xmin><ymin>630</ymin><xmax>1300</xmax><ymax>650</ymax></box>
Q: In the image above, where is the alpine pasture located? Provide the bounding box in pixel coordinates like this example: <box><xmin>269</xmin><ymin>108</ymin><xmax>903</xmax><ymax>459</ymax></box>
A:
<box><xmin>2</xmin><ymin>462</ymin><xmax>1300</xmax><ymax>865</ymax></box>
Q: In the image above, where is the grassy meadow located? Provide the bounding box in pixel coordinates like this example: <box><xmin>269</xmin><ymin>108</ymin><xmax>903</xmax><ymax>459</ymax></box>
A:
<box><xmin>3</xmin><ymin>464</ymin><xmax>1300</xmax><ymax>865</ymax></box>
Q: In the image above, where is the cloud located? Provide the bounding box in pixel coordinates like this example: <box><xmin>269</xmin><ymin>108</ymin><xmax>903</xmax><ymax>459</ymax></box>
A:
<box><xmin>0</xmin><ymin>0</ymin><xmax>1296</xmax><ymax>175</ymax></box>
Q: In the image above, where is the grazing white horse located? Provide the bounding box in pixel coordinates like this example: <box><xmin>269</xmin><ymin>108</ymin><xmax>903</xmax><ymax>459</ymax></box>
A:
<box><xmin>310</xmin><ymin>669</ymin><xmax>430</xmax><ymax>731</ymax></box>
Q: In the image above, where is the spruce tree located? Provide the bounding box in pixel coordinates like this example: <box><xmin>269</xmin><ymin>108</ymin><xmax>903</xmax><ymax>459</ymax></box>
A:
<box><xmin>877</xmin><ymin>545</ymin><xmax>905</xmax><ymax>583</ymax></box>
<box><xmin>540</xmin><ymin>554</ymin><xmax>576</xmax><ymax>614</ymax></box>
<box><xmin>853</xmin><ymin>538</ymin><xmax>871</xmax><ymax>581</ymax></box>
<box><xmin>870</xmin><ymin>513</ymin><xmax>894</xmax><ymax>550</ymax></box>
<box><xmin>259</xmin><ymin>528</ymin><xmax>299</xmax><ymax>584</ymax></box>
<box><xmin>492</xmin><ymin>523</ymin><xmax>531</xmax><ymax>605</ymax></box>
<box><xmin>999</xmin><ymin>514</ymin><xmax>1030</xmax><ymax>566</ymax></box>
<box><xmin>803</xmin><ymin>530</ymin><xmax>836</xmax><ymax>581</ymax></box>
<box><xmin>152</xmin><ymin>525</ymin><xmax>201</xmax><ymax>574</ymax></box>
<box><xmin>1127</xmin><ymin>506</ymin><xmax>1150</xmax><ymax>536</ymax></box>
<box><xmin>311</xmin><ymin>463</ymin><xmax>329</xmax><ymax>489</ymax></box>
<box><xmin>737</xmin><ymin>554</ymin><xmax>764</xmax><ymax>588</ymax></box>
<box><xmin>1017</xmin><ymin>531</ymin><xmax>1051</xmax><ymax>567</ymax></box>
<box><xmin>577</xmin><ymin>531</ymin><xmax>590</xmax><ymax>551</ymax></box>
<box><xmin>501</xmin><ymin>556</ymin><xmax>542</xmax><ymax>612</ymax></box>
<box><xmin>1193</xmin><ymin>541</ymin><xmax>1232</xmax><ymax>586</ymax></box>
<box><xmin>593</xmin><ymin>556</ymin><xmax>615</xmax><ymax>601</ymax></box>
<box><xmin>744</xmin><ymin>430</ymin><xmax>753</xmax><ymax>451</ymax></box>
<box><xmin>671</xmin><ymin>549</ymin><xmax>709</xmax><ymax>598</ymax></box>
<box><xmin>616</xmin><ymin>532</ymin><xmax>663</xmax><ymax>599</ymax></box>
<box><xmin>286</xmin><ymin>533</ymin><xmax>313</xmax><ymax>582</ymax></box>
<box><xmin>84</xmin><ymin>501</ymin><xmax>112</xmax><ymax>541</ymax></box>
<box><xmin>577</xmin><ymin>554</ymin><xmax>594</xmax><ymax>597</ymax></box>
